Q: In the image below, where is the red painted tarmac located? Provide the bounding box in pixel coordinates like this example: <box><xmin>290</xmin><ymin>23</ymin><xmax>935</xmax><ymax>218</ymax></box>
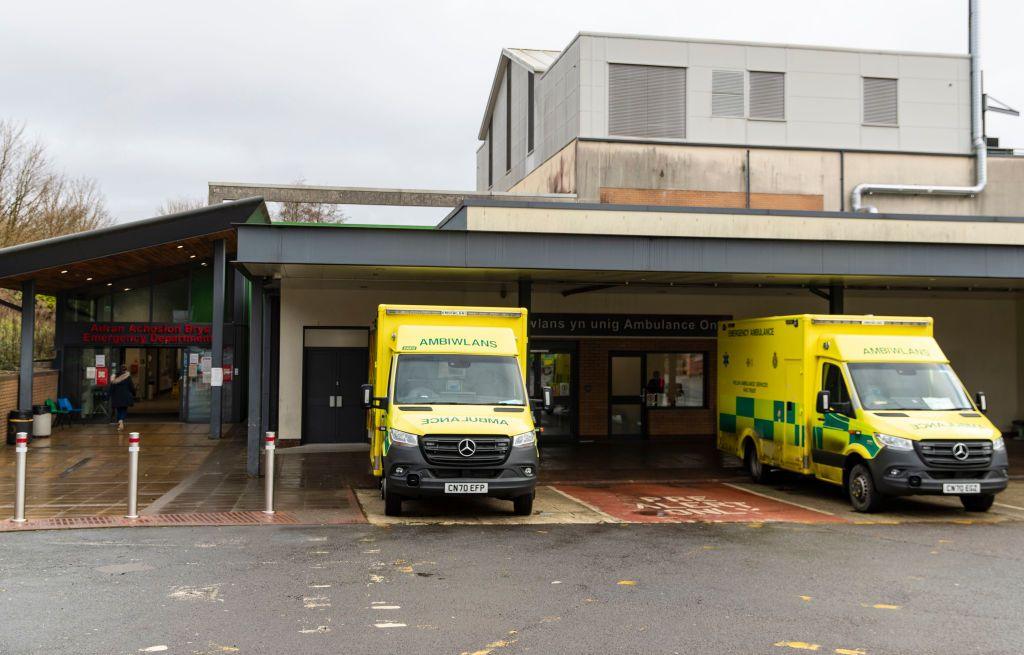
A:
<box><xmin>554</xmin><ymin>482</ymin><xmax>846</xmax><ymax>524</ymax></box>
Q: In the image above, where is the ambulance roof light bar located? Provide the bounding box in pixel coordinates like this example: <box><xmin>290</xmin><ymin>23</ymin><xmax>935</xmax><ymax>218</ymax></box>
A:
<box><xmin>810</xmin><ymin>318</ymin><xmax>931</xmax><ymax>327</ymax></box>
<box><xmin>385</xmin><ymin>309</ymin><xmax>523</xmax><ymax>318</ymax></box>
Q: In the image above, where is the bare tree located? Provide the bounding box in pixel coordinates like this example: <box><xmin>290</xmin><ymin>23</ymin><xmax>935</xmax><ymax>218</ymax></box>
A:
<box><xmin>0</xmin><ymin>120</ymin><xmax>111</xmax><ymax>247</ymax></box>
<box><xmin>156</xmin><ymin>196</ymin><xmax>206</xmax><ymax>216</ymax></box>
<box><xmin>273</xmin><ymin>179</ymin><xmax>347</xmax><ymax>223</ymax></box>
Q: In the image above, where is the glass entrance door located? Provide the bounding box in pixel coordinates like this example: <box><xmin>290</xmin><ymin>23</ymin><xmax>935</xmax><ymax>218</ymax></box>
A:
<box><xmin>609</xmin><ymin>354</ymin><xmax>645</xmax><ymax>436</ymax></box>
<box><xmin>181</xmin><ymin>346</ymin><xmax>213</xmax><ymax>423</ymax></box>
<box><xmin>528</xmin><ymin>342</ymin><xmax>577</xmax><ymax>441</ymax></box>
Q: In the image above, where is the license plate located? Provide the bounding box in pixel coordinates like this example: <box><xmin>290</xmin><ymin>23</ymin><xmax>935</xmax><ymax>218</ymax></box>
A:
<box><xmin>445</xmin><ymin>482</ymin><xmax>488</xmax><ymax>494</ymax></box>
<box><xmin>943</xmin><ymin>483</ymin><xmax>981</xmax><ymax>494</ymax></box>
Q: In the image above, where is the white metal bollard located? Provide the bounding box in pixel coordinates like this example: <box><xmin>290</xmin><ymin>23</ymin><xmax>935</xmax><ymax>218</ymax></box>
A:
<box><xmin>263</xmin><ymin>431</ymin><xmax>276</xmax><ymax>515</ymax></box>
<box><xmin>13</xmin><ymin>432</ymin><xmax>27</xmax><ymax>523</ymax></box>
<box><xmin>126</xmin><ymin>432</ymin><xmax>140</xmax><ymax>519</ymax></box>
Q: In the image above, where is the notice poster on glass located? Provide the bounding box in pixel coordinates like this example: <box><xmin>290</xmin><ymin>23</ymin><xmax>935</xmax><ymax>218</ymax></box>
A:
<box><xmin>95</xmin><ymin>354</ymin><xmax>105</xmax><ymax>367</ymax></box>
<box><xmin>210</xmin><ymin>367</ymin><xmax>223</xmax><ymax>387</ymax></box>
<box><xmin>189</xmin><ymin>353</ymin><xmax>199</xmax><ymax>365</ymax></box>
<box><xmin>200</xmin><ymin>356</ymin><xmax>212</xmax><ymax>372</ymax></box>
<box><xmin>85</xmin><ymin>366</ymin><xmax>96</xmax><ymax>380</ymax></box>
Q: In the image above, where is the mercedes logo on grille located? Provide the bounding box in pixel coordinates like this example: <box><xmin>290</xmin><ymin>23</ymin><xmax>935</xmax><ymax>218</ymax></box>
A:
<box><xmin>458</xmin><ymin>439</ymin><xmax>477</xmax><ymax>457</ymax></box>
<box><xmin>952</xmin><ymin>442</ymin><xmax>970</xmax><ymax>461</ymax></box>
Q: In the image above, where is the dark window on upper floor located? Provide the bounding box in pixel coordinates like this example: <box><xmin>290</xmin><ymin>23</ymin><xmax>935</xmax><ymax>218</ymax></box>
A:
<box><xmin>527</xmin><ymin>72</ymin><xmax>535</xmax><ymax>153</ymax></box>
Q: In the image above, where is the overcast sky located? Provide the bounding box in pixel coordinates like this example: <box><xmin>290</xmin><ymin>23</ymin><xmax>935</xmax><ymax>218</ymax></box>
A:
<box><xmin>1</xmin><ymin>0</ymin><xmax>1021</xmax><ymax>225</ymax></box>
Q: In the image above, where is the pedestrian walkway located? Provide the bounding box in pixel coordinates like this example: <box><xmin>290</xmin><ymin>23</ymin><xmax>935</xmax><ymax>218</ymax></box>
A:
<box><xmin>5</xmin><ymin>426</ymin><xmax>1024</xmax><ymax>530</ymax></box>
<box><xmin>0</xmin><ymin>421</ymin><xmax>221</xmax><ymax>518</ymax></box>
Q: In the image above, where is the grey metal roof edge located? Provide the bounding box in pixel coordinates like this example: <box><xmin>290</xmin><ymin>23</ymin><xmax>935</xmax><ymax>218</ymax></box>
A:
<box><xmin>574</xmin><ymin>31</ymin><xmax>968</xmax><ymax>60</ymax></box>
<box><xmin>454</xmin><ymin>197</ymin><xmax>1024</xmax><ymax>224</ymax></box>
<box><xmin>436</xmin><ymin>205</ymin><xmax>467</xmax><ymax>230</ymax></box>
<box><xmin>0</xmin><ymin>197</ymin><xmax>267</xmax><ymax>280</ymax></box>
<box><xmin>234</xmin><ymin>221</ymin><xmax>1024</xmax><ymax>281</ymax></box>
<box><xmin>0</xmin><ymin>197</ymin><xmax>266</xmax><ymax>258</ymax></box>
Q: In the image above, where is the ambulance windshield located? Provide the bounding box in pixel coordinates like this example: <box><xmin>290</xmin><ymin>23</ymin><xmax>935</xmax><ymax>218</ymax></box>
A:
<box><xmin>848</xmin><ymin>362</ymin><xmax>972</xmax><ymax>411</ymax></box>
<box><xmin>394</xmin><ymin>354</ymin><xmax>526</xmax><ymax>406</ymax></box>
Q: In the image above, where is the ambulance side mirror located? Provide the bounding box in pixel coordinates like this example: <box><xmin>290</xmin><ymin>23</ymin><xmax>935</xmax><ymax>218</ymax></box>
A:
<box><xmin>542</xmin><ymin>386</ymin><xmax>553</xmax><ymax>412</ymax></box>
<box><xmin>361</xmin><ymin>384</ymin><xmax>374</xmax><ymax>409</ymax></box>
<box><xmin>816</xmin><ymin>390</ymin><xmax>831</xmax><ymax>414</ymax></box>
<box><xmin>975</xmin><ymin>391</ymin><xmax>987</xmax><ymax>414</ymax></box>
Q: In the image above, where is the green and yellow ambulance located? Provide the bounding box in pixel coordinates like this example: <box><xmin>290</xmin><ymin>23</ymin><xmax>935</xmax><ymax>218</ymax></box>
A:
<box><xmin>362</xmin><ymin>305</ymin><xmax>550</xmax><ymax>516</ymax></box>
<box><xmin>717</xmin><ymin>315</ymin><xmax>1008</xmax><ymax>512</ymax></box>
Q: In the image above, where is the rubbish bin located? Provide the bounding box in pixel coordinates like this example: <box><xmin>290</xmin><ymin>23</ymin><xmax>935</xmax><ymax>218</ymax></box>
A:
<box><xmin>32</xmin><ymin>404</ymin><xmax>52</xmax><ymax>439</ymax></box>
<box><xmin>7</xmin><ymin>409</ymin><xmax>33</xmax><ymax>445</ymax></box>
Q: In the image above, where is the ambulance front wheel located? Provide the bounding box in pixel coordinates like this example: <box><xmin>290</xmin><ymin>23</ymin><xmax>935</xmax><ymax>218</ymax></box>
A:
<box><xmin>383</xmin><ymin>478</ymin><xmax>403</xmax><ymax>516</ymax></box>
<box><xmin>847</xmin><ymin>462</ymin><xmax>884</xmax><ymax>513</ymax></box>
<box><xmin>513</xmin><ymin>492</ymin><xmax>534</xmax><ymax>516</ymax></box>
<box><xmin>745</xmin><ymin>442</ymin><xmax>771</xmax><ymax>484</ymax></box>
<box><xmin>960</xmin><ymin>493</ymin><xmax>995</xmax><ymax>512</ymax></box>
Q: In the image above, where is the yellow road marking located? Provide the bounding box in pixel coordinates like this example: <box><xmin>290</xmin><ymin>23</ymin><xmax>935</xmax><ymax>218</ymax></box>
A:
<box><xmin>862</xmin><ymin>603</ymin><xmax>901</xmax><ymax>610</ymax></box>
<box><xmin>460</xmin><ymin>638</ymin><xmax>517</xmax><ymax>655</ymax></box>
<box><xmin>774</xmin><ymin>641</ymin><xmax>821</xmax><ymax>651</ymax></box>
<box><xmin>617</xmin><ymin>580</ymin><xmax>637</xmax><ymax>586</ymax></box>
<box><xmin>834</xmin><ymin>649</ymin><xmax>866</xmax><ymax>654</ymax></box>
<box><xmin>799</xmin><ymin>595</ymin><xmax>813</xmax><ymax>602</ymax></box>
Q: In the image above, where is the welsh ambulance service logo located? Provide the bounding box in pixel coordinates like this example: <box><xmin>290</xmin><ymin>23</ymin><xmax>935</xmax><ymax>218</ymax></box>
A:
<box><xmin>772</xmin><ymin>352</ymin><xmax>778</xmax><ymax>369</ymax></box>
<box><xmin>723</xmin><ymin>353</ymin><xmax>730</xmax><ymax>367</ymax></box>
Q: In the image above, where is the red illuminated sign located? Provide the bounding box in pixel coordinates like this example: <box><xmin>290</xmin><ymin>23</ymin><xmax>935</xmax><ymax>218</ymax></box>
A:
<box><xmin>72</xmin><ymin>322</ymin><xmax>213</xmax><ymax>346</ymax></box>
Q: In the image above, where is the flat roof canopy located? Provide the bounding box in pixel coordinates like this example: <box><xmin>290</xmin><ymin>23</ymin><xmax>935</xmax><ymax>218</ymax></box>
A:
<box><xmin>235</xmin><ymin>211</ymin><xmax>1024</xmax><ymax>291</ymax></box>
<box><xmin>0</xmin><ymin>198</ymin><xmax>268</xmax><ymax>294</ymax></box>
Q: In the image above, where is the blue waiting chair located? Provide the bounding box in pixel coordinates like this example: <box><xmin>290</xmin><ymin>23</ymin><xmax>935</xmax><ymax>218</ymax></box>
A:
<box><xmin>58</xmin><ymin>397</ymin><xmax>83</xmax><ymax>424</ymax></box>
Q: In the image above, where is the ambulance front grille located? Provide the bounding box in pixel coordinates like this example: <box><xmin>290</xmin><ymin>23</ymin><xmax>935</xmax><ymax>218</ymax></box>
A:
<box><xmin>914</xmin><ymin>440</ymin><xmax>992</xmax><ymax>468</ymax></box>
<box><xmin>421</xmin><ymin>435</ymin><xmax>511</xmax><ymax>466</ymax></box>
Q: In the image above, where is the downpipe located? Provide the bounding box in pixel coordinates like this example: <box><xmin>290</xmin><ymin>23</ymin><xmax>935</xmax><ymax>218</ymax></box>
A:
<box><xmin>851</xmin><ymin>0</ymin><xmax>986</xmax><ymax>212</ymax></box>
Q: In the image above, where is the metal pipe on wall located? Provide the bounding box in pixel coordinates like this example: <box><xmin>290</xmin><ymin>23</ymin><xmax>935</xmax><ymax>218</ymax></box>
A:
<box><xmin>851</xmin><ymin>0</ymin><xmax>986</xmax><ymax>212</ymax></box>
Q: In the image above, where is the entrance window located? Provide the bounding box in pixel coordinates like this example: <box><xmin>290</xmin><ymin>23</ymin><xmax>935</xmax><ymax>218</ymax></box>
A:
<box><xmin>152</xmin><ymin>276</ymin><xmax>189</xmax><ymax>322</ymax></box>
<box><xmin>644</xmin><ymin>352</ymin><xmax>706</xmax><ymax>408</ymax></box>
<box><xmin>114</xmin><ymin>284</ymin><xmax>151</xmax><ymax>321</ymax></box>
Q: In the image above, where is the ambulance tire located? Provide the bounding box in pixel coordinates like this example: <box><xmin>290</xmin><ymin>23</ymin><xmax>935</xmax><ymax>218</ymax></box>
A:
<box><xmin>383</xmin><ymin>478</ymin><xmax>403</xmax><ymax>516</ymax></box>
<box><xmin>847</xmin><ymin>462</ymin><xmax>884</xmax><ymax>513</ymax></box>
<box><xmin>513</xmin><ymin>493</ymin><xmax>535</xmax><ymax>516</ymax></box>
<box><xmin>960</xmin><ymin>493</ymin><xmax>995</xmax><ymax>512</ymax></box>
<box><xmin>745</xmin><ymin>442</ymin><xmax>771</xmax><ymax>484</ymax></box>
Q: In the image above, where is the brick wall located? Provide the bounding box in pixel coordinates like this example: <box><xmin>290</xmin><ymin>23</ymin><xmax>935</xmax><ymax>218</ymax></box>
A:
<box><xmin>0</xmin><ymin>369</ymin><xmax>59</xmax><ymax>416</ymax></box>
<box><xmin>577</xmin><ymin>338</ymin><xmax>717</xmax><ymax>438</ymax></box>
<box><xmin>599</xmin><ymin>187</ymin><xmax>824</xmax><ymax>211</ymax></box>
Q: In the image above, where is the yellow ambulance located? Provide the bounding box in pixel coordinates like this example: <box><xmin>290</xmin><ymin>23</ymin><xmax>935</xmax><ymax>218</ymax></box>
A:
<box><xmin>717</xmin><ymin>315</ymin><xmax>1008</xmax><ymax>512</ymax></box>
<box><xmin>361</xmin><ymin>305</ymin><xmax>550</xmax><ymax>516</ymax></box>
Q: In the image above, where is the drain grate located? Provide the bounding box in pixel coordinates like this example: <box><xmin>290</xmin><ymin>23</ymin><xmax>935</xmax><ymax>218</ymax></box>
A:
<box><xmin>1</xmin><ymin>507</ymin><xmax>367</xmax><ymax>531</ymax></box>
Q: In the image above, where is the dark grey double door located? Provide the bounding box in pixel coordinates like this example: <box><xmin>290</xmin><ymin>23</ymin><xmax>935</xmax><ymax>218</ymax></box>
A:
<box><xmin>302</xmin><ymin>347</ymin><xmax>368</xmax><ymax>443</ymax></box>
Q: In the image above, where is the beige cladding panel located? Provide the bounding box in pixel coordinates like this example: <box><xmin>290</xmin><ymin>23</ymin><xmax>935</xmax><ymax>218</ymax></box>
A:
<box><xmin>576</xmin><ymin>141</ymin><xmax>746</xmax><ymax>202</ymax></box>
<box><xmin>467</xmin><ymin>205</ymin><xmax>1024</xmax><ymax>246</ymax></box>
<box><xmin>566</xmin><ymin>142</ymin><xmax>1023</xmax><ymax>215</ymax></box>
<box><xmin>510</xmin><ymin>141</ymin><xmax>577</xmax><ymax>195</ymax></box>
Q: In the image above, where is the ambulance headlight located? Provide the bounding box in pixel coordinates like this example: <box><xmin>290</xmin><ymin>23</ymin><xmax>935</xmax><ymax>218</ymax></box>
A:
<box><xmin>389</xmin><ymin>428</ymin><xmax>418</xmax><ymax>447</ymax></box>
<box><xmin>993</xmin><ymin>436</ymin><xmax>1005</xmax><ymax>451</ymax></box>
<box><xmin>874</xmin><ymin>433</ymin><xmax>913</xmax><ymax>451</ymax></box>
<box><xmin>512</xmin><ymin>431</ymin><xmax>537</xmax><ymax>448</ymax></box>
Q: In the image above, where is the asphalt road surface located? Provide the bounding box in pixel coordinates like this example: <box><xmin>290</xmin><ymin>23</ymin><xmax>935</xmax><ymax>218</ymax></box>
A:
<box><xmin>2</xmin><ymin>521</ymin><xmax>1023</xmax><ymax>654</ymax></box>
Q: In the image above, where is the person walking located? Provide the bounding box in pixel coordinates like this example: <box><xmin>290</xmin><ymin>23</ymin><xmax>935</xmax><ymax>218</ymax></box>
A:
<box><xmin>109</xmin><ymin>366</ymin><xmax>136</xmax><ymax>431</ymax></box>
